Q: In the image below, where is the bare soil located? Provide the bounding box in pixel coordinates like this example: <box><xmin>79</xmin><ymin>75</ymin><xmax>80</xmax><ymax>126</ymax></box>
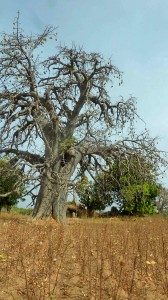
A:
<box><xmin>0</xmin><ymin>213</ymin><xmax>168</xmax><ymax>299</ymax></box>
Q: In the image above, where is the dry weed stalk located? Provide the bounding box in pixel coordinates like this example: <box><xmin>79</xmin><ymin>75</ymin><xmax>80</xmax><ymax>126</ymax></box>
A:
<box><xmin>0</xmin><ymin>214</ymin><xmax>168</xmax><ymax>299</ymax></box>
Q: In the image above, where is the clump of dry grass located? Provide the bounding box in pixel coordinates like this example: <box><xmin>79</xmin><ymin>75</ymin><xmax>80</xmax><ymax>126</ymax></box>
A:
<box><xmin>0</xmin><ymin>213</ymin><xmax>168</xmax><ymax>299</ymax></box>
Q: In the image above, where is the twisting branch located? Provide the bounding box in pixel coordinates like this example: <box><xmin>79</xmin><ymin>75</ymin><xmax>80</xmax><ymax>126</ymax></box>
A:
<box><xmin>0</xmin><ymin>18</ymin><xmax>166</xmax><ymax>218</ymax></box>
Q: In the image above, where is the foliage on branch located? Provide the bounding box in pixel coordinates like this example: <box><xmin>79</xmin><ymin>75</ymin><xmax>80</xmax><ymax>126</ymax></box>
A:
<box><xmin>60</xmin><ymin>137</ymin><xmax>77</xmax><ymax>152</ymax></box>
<box><xmin>0</xmin><ymin>158</ymin><xmax>24</xmax><ymax>210</ymax></box>
<box><xmin>76</xmin><ymin>175</ymin><xmax>114</xmax><ymax>217</ymax></box>
<box><xmin>94</xmin><ymin>156</ymin><xmax>160</xmax><ymax>215</ymax></box>
<box><xmin>155</xmin><ymin>185</ymin><xmax>168</xmax><ymax>213</ymax></box>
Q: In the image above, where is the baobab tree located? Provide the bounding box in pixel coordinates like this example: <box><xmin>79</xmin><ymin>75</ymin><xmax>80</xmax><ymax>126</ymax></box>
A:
<box><xmin>0</xmin><ymin>16</ymin><xmax>164</xmax><ymax>221</ymax></box>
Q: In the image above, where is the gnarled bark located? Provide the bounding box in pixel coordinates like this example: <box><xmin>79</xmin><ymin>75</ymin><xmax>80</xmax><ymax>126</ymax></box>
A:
<box><xmin>32</xmin><ymin>175</ymin><xmax>67</xmax><ymax>222</ymax></box>
<box><xmin>32</xmin><ymin>150</ymin><xmax>82</xmax><ymax>222</ymax></box>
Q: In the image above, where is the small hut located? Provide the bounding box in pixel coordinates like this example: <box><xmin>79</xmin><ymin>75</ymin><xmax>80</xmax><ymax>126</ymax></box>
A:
<box><xmin>66</xmin><ymin>201</ymin><xmax>86</xmax><ymax>217</ymax></box>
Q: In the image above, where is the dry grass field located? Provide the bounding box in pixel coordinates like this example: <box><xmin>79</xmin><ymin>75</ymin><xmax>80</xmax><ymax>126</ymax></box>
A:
<box><xmin>0</xmin><ymin>213</ymin><xmax>168</xmax><ymax>300</ymax></box>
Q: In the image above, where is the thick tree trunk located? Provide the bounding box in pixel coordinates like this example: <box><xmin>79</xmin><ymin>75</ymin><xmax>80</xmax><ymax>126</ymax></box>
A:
<box><xmin>32</xmin><ymin>149</ymin><xmax>82</xmax><ymax>222</ymax></box>
<box><xmin>87</xmin><ymin>208</ymin><xmax>94</xmax><ymax>218</ymax></box>
<box><xmin>32</xmin><ymin>175</ymin><xmax>68</xmax><ymax>222</ymax></box>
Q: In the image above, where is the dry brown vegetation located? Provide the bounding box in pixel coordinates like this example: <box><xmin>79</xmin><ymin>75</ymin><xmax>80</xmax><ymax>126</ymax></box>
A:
<box><xmin>0</xmin><ymin>213</ymin><xmax>168</xmax><ymax>300</ymax></box>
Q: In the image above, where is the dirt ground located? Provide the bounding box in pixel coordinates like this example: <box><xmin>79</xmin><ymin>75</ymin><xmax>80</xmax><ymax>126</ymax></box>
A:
<box><xmin>0</xmin><ymin>213</ymin><xmax>168</xmax><ymax>300</ymax></box>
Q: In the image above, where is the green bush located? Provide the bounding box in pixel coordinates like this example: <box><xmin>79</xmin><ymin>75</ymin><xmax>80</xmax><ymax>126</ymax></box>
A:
<box><xmin>0</xmin><ymin>157</ymin><xmax>25</xmax><ymax>210</ymax></box>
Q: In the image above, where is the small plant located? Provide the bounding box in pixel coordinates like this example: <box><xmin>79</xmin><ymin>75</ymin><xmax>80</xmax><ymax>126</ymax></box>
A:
<box><xmin>60</xmin><ymin>137</ymin><xmax>77</xmax><ymax>152</ymax></box>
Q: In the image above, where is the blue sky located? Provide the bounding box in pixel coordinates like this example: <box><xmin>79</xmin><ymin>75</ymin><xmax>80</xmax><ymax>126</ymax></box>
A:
<box><xmin>1</xmin><ymin>0</ymin><xmax>168</xmax><ymax>203</ymax></box>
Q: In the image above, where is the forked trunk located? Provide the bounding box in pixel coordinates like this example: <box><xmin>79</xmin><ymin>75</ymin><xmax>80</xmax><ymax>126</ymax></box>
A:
<box><xmin>32</xmin><ymin>175</ymin><xmax>68</xmax><ymax>222</ymax></box>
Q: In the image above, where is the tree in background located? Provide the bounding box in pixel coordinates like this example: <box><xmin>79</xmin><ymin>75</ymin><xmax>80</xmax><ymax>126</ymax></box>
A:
<box><xmin>94</xmin><ymin>157</ymin><xmax>160</xmax><ymax>215</ymax></box>
<box><xmin>0</xmin><ymin>15</ymin><xmax>165</xmax><ymax>221</ymax></box>
<box><xmin>0</xmin><ymin>158</ymin><xmax>24</xmax><ymax>211</ymax></box>
<box><xmin>76</xmin><ymin>175</ymin><xmax>113</xmax><ymax>217</ymax></box>
<box><xmin>120</xmin><ymin>181</ymin><xmax>159</xmax><ymax>215</ymax></box>
<box><xmin>155</xmin><ymin>185</ymin><xmax>168</xmax><ymax>213</ymax></box>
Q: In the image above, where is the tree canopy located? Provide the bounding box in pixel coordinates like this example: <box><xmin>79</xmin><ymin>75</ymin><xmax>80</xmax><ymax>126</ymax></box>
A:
<box><xmin>93</xmin><ymin>157</ymin><xmax>160</xmax><ymax>215</ymax></box>
<box><xmin>0</xmin><ymin>15</ymin><xmax>165</xmax><ymax>221</ymax></box>
<box><xmin>0</xmin><ymin>158</ymin><xmax>24</xmax><ymax>210</ymax></box>
<box><xmin>76</xmin><ymin>175</ymin><xmax>113</xmax><ymax>217</ymax></box>
<box><xmin>155</xmin><ymin>185</ymin><xmax>168</xmax><ymax>213</ymax></box>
